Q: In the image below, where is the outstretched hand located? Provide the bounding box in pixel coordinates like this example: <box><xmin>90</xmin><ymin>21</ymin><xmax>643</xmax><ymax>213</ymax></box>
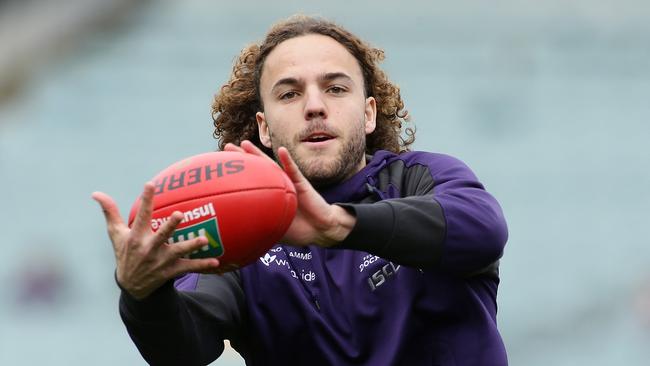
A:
<box><xmin>224</xmin><ymin>140</ymin><xmax>356</xmax><ymax>247</ymax></box>
<box><xmin>92</xmin><ymin>183</ymin><xmax>221</xmax><ymax>300</ymax></box>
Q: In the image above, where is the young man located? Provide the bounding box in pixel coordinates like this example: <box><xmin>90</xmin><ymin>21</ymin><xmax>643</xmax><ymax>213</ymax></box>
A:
<box><xmin>93</xmin><ymin>15</ymin><xmax>509</xmax><ymax>366</ymax></box>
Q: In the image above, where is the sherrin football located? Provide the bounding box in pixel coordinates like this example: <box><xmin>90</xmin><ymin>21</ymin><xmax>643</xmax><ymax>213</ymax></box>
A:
<box><xmin>128</xmin><ymin>151</ymin><xmax>297</xmax><ymax>271</ymax></box>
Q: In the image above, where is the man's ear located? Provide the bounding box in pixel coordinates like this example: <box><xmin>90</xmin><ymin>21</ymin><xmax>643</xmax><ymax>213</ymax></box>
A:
<box><xmin>256</xmin><ymin>112</ymin><xmax>272</xmax><ymax>148</ymax></box>
<box><xmin>364</xmin><ymin>97</ymin><xmax>377</xmax><ymax>134</ymax></box>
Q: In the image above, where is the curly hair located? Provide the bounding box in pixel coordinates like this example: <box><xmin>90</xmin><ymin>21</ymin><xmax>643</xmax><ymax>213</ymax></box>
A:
<box><xmin>211</xmin><ymin>15</ymin><xmax>414</xmax><ymax>156</ymax></box>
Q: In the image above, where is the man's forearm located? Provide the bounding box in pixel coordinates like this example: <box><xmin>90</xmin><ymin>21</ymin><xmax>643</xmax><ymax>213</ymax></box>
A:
<box><xmin>119</xmin><ymin>272</ymin><xmax>245</xmax><ymax>366</ymax></box>
<box><xmin>336</xmin><ymin>193</ymin><xmax>506</xmax><ymax>274</ymax></box>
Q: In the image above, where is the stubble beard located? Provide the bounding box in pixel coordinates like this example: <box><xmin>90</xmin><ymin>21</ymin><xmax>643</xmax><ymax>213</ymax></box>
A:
<box><xmin>269</xmin><ymin>118</ymin><xmax>367</xmax><ymax>189</ymax></box>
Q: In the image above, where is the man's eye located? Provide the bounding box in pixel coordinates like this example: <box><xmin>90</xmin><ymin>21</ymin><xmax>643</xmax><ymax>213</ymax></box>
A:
<box><xmin>280</xmin><ymin>91</ymin><xmax>298</xmax><ymax>100</ymax></box>
<box><xmin>327</xmin><ymin>86</ymin><xmax>346</xmax><ymax>94</ymax></box>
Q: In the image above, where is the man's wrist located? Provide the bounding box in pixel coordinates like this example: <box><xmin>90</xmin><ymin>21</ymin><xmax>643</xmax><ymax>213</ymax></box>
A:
<box><xmin>319</xmin><ymin>204</ymin><xmax>356</xmax><ymax>247</ymax></box>
<box><xmin>114</xmin><ymin>269</ymin><xmax>129</xmax><ymax>292</ymax></box>
<box><xmin>114</xmin><ymin>269</ymin><xmax>155</xmax><ymax>301</ymax></box>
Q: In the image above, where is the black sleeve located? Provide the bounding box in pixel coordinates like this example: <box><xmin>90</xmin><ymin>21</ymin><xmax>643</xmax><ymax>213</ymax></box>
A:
<box><xmin>336</xmin><ymin>157</ymin><xmax>507</xmax><ymax>274</ymax></box>
<box><xmin>336</xmin><ymin>196</ymin><xmax>445</xmax><ymax>268</ymax></box>
<box><xmin>118</xmin><ymin>271</ymin><xmax>246</xmax><ymax>366</ymax></box>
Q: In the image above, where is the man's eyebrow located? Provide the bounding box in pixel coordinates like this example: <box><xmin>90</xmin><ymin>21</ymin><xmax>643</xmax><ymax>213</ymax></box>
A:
<box><xmin>319</xmin><ymin>72</ymin><xmax>353</xmax><ymax>83</ymax></box>
<box><xmin>271</xmin><ymin>77</ymin><xmax>302</xmax><ymax>92</ymax></box>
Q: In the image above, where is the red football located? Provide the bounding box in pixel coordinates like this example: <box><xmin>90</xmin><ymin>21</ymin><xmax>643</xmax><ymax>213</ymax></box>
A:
<box><xmin>128</xmin><ymin>151</ymin><xmax>297</xmax><ymax>271</ymax></box>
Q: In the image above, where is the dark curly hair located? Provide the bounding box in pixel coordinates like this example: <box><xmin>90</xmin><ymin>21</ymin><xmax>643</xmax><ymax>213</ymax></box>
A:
<box><xmin>211</xmin><ymin>15</ymin><xmax>414</xmax><ymax>156</ymax></box>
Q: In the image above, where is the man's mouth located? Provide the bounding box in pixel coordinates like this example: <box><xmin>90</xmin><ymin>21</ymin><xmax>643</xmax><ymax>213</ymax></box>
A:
<box><xmin>302</xmin><ymin>133</ymin><xmax>335</xmax><ymax>143</ymax></box>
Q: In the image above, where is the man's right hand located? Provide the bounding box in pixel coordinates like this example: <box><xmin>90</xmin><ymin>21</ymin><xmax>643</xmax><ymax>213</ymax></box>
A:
<box><xmin>92</xmin><ymin>183</ymin><xmax>221</xmax><ymax>300</ymax></box>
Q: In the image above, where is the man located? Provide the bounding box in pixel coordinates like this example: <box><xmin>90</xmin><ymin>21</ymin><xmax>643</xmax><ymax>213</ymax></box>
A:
<box><xmin>93</xmin><ymin>15</ymin><xmax>509</xmax><ymax>365</ymax></box>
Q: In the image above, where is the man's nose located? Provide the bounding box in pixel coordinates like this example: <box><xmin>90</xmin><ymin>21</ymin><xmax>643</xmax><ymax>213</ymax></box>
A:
<box><xmin>304</xmin><ymin>89</ymin><xmax>327</xmax><ymax>120</ymax></box>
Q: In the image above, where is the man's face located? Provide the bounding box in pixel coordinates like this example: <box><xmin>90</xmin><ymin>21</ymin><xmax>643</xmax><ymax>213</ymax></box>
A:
<box><xmin>256</xmin><ymin>34</ymin><xmax>377</xmax><ymax>187</ymax></box>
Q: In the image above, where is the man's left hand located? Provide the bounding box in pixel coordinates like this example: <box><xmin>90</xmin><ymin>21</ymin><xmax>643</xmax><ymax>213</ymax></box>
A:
<box><xmin>223</xmin><ymin>140</ymin><xmax>356</xmax><ymax>247</ymax></box>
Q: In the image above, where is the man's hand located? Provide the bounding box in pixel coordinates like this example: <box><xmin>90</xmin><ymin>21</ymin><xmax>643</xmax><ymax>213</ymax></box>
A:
<box><xmin>224</xmin><ymin>140</ymin><xmax>356</xmax><ymax>247</ymax></box>
<box><xmin>92</xmin><ymin>183</ymin><xmax>221</xmax><ymax>300</ymax></box>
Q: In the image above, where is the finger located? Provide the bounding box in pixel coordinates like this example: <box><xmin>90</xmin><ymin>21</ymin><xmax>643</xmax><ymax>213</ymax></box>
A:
<box><xmin>277</xmin><ymin>147</ymin><xmax>307</xmax><ymax>185</ymax></box>
<box><xmin>223</xmin><ymin>142</ymin><xmax>245</xmax><ymax>153</ymax></box>
<box><xmin>153</xmin><ymin>211</ymin><xmax>184</xmax><ymax>245</ymax></box>
<box><xmin>131</xmin><ymin>182</ymin><xmax>156</xmax><ymax>235</ymax></box>
<box><xmin>169</xmin><ymin>235</ymin><xmax>210</xmax><ymax>258</ymax></box>
<box><xmin>240</xmin><ymin>140</ymin><xmax>275</xmax><ymax>162</ymax></box>
<box><xmin>91</xmin><ymin>191</ymin><xmax>126</xmax><ymax>234</ymax></box>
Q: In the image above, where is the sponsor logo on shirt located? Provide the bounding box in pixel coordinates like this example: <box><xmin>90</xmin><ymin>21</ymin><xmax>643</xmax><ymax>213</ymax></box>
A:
<box><xmin>260</xmin><ymin>253</ymin><xmax>277</xmax><ymax>266</ymax></box>
<box><xmin>357</xmin><ymin>254</ymin><xmax>406</xmax><ymax>291</ymax></box>
<box><xmin>367</xmin><ymin>262</ymin><xmax>401</xmax><ymax>291</ymax></box>
<box><xmin>258</xmin><ymin>249</ymin><xmax>316</xmax><ymax>282</ymax></box>
<box><xmin>289</xmin><ymin>251</ymin><xmax>312</xmax><ymax>260</ymax></box>
<box><xmin>359</xmin><ymin>254</ymin><xmax>380</xmax><ymax>272</ymax></box>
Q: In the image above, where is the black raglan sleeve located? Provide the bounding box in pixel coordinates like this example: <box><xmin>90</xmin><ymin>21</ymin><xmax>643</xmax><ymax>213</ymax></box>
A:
<box><xmin>337</xmin><ymin>196</ymin><xmax>446</xmax><ymax>267</ymax></box>
<box><xmin>336</xmin><ymin>154</ymin><xmax>508</xmax><ymax>275</ymax></box>
<box><xmin>118</xmin><ymin>271</ymin><xmax>246</xmax><ymax>366</ymax></box>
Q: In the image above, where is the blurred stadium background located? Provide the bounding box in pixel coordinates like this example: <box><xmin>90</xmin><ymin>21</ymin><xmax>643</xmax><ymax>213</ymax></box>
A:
<box><xmin>1</xmin><ymin>0</ymin><xmax>649</xmax><ymax>364</ymax></box>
